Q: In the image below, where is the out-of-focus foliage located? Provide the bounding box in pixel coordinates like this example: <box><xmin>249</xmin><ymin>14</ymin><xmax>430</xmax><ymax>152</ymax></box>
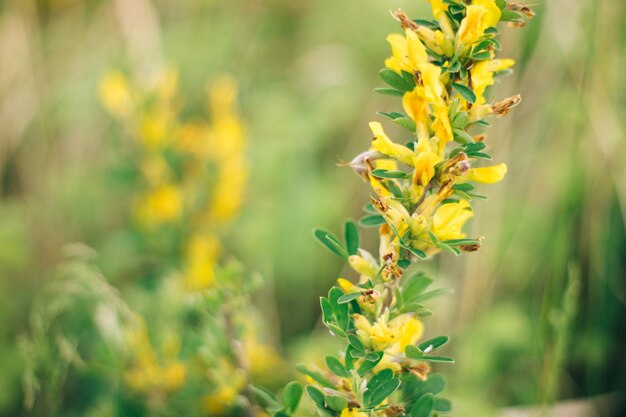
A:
<box><xmin>0</xmin><ymin>0</ymin><xmax>624</xmax><ymax>416</ymax></box>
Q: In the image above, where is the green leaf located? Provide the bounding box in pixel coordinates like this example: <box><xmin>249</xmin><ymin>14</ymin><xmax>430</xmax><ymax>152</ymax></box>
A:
<box><xmin>402</xmin><ymin>273</ymin><xmax>434</xmax><ymax>302</ymax></box>
<box><xmin>418</xmin><ymin>336</ymin><xmax>449</xmax><ymax>352</ymax></box>
<box><xmin>452</xmin><ymin>183</ymin><xmax>475</xmax><ymax>192</ymax></box>
<box><xmin>327</xmin><ymin>323</ymin><xmax>347</xmax><ymax>338</ymax></box>
<box><xmin>413</xmin><ymin>288</ymin><xmax>453</xmax><ymax>302</ymax></box>
<box><xmin>363</xmin><ymin>203</ymin><xmax>377</xmax><ymax>214</ymax></box>
<box><xmin>410</xmin><ymin>393</ymin><xmax>434</xmax><ymax>417</ymax></box>
<box><xmin>374</xmin><ymin>88</ymin><xmax>404</xmax><ymax>96</ymax></box>
<box><xmin>500</xmin><ymin>10</ymin><xmax>525</xmax><ymax>22</ymax></box>
<box><xmin>251</xmin><ymin>385</ymin><xmax>281</xmax><ymax>410</ymax></box>
<box><xmin>359</xmin><ymin>215</ymin><xmax>386</xmax><ymax>227</ymax></box>
<box><xmin>471</xmin><ymin>151</ymin><xmax>493</xmax><ymax>160</ymax></box>
<box><xmin>442</xmin><ymin>238</ymin><xmax>480</xmax><ymax>246</ymax></box>
<box><xmin>282</xmin><ymin>381</ymin><xmax>303</xmax><ymax>413</ymax></box>
<box><xmin>320</xmin><ymin>297</ymin><xmax>333</xmax><ymax>323</ymax></box>
<box><xmin>471</xmin><ymin>51</ymin><xmax>493</xmax><ymax>61</ymax></box>
<box><xmin>419</xmin><ymin>355</ymin><xmax>455</xmax><ymax>363</ymax></box>
<box><xmin>329</xmin><ymin>287</ymin><xmax>350</xmax><ymax>330</ymax></box>
<box><xmin>393</xmin><ymin>117</ymin><xmax>417</xmax><ymax>132</ymax></box>
<box><xmin>405</xmin><ymin>345</ymin><xmax>424</xmax><ymax>359</ymax></box>
<box><xmin>365</xmin><ymin>378</ymin><xmax>401</xmax><ymax>407</ymax></box>
<box><xmin>305</xmin><ymin>385</ymin><xmax>326</xmax><ymax>408</ymax></box>
<box><xmin>325</xmin><ymin>355</ymin><xmax>349</xmax><ymax>378</ymax></box>
<box><xmin>451</xmin><ymin>82</ymin><xmax>477</xmax><ymax>104</ymax></box>
<box><xmin>451</xmin><ymin>112</ymin><xmax>469</xmax><ymax>129</ymax></box>
<box><xmin>325</xmin><ymin>395</ymin><xmax>348</xmax><ymax>411</ymax></box>
<box><xmin>344</xmin><ymin>220</ymin><xmax>359</xmax><ymax>256</ymax></box>
<box><xmin>437</xmin><ymin>242</ymin><xmax>461</xmax><ymax>255</ymax></box>
<box><xmin>453</xmin><ymin>128</ymin><xmax>474</xmax><ymax>144</ymax></box>
<box><xmin>366</xmin><ymin>368</ymin><xmax>394</xmax><ymax>392</ymax></box>
<box><xmin>434</xmin><ymin>397</ymin><xmax>452</xmax><ymax>412</ymax></box>
<box><xmin>412</xmin><ymin>18</ymin><xmax>440</xmax><ymax>30</ymax></box>
<box><xmin>296</xmin><ymin>365</ymin><xmax>336</xmax><ymax>389</ymax></box>
<box><xmin>400</xmin><ymin>242</ymin><xmax>427</xmax><ymax>259</ymax></box>
<box><xmin>338</xmin><ymin>292</ymin><xmax>361</xmax><ymax>304</ymax></box>
<box><xmin>378</xmin><ymin>111</ymin><xmax>405</xmax><ymax>120</ymax></box>
<box><xmin>370</xmin><ymin>169</ymin><xmax>409</xmax><ymax>179</ymax></box>
<box><xmin>495</xmin><ymin>0</ymin><xmax>506</xmax><ymax>10</ymax></box>
<box><xmin>357</xmin><ymin>352</ymin><xmax>384</xmax><ymax>376</ymax></box>
<box><xmin>472</xmin><ymin>119</ymin><xmax>491</xmax><ymax>127</ymax></box>
<box><xmin>347</xmin><ymin>334</ymin><xmax>365</xmax><ymax>351</ymax></box>
<box><xmin>313</xmin><ymin>229</ymin><xmax>348</xmax><ymax>260</ymax></box>
<box><xmin>416</xmin><ymin>373</ymin><xmax>446</xmax><ymax>397</ymax></box>
<box><xmin>398</xmin><ymin>259</ymin><xmax>411</xmax><ymax>269</ymax></box>
<box><xmin>379</xmin><ymin>69</ymin><xmax>414</xmax><ymax>92</ymax></box>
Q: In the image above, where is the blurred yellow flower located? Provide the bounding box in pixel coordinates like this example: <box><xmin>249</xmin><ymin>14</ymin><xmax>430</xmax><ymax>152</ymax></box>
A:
<box><xmin>136</xmin><ymin>184</ymin><xmax>183</xmax><ymax>226</ymax></box>
<box><xmin>99</xmin><ymin>71</ymin><xmax>135</xmax><ymax>119</ymax></box>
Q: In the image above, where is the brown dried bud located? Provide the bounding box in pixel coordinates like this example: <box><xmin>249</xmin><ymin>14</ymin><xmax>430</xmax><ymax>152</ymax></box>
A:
<box><xmin>383</xmin><ymin>405</ymin><xmax>406</xmax><ymax>417</ymax></box>
<box><xmin>491</xmin><ymin>95</ymin><xmax>522</xmax><ymax>116</ymax></box>
<box><xmin>409</xmin><ymin>362</ymin><xmax>431</xmax><ymax>381</ymax></box>
<box><xmin>393</xmin><ymin>9</ymin><xmax>419</xmax><ymax>31</ymax></box>
<box><xmin>507</xmin><ymin>2</ymin><xmax>536</xmax><ymax>18</ymax></box>
<box><xmin>473</xmin><ymin>134</ymin><xmax>486</xmax><ymax>142</ymax></box>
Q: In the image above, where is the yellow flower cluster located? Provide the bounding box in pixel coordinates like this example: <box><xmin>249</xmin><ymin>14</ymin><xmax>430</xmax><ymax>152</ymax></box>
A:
<box><xmin>353</xmin><ymin>0</ymin><xmax>520</xmax><ymax>262</ymax></box>
<box><xmin>123</xmin><ymin>317</ymin><xmax>187</xmax><ymax>394</ymax></box>
<box><xmin>303</xmin><ymin>1</ymin><xmax>531</xmax><ymax>416</ymax></box>
<box><xmin>100</xmin><ymin>70</ymin><xmax>247</xmax><ymax>291</ymax></box>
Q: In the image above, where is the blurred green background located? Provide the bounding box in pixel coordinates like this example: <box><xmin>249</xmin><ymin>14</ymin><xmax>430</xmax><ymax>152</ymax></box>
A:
<box><xmin>0</xmin><ymin>0</ymin><xmax>624</xmax><ymax>416</ymax></box>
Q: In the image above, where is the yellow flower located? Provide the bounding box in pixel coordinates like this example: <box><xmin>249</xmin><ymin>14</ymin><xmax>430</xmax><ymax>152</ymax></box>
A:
<box><xmin>369</xmin><ymin>122</ymin><xmax>415</xmax><ymax>166</ymax></box>
<box><xmin>123</xmin><ymin>318</ymin><xmax>187</xmax><ymax>394</ymax></box>
<box><xmin>470</xmin><ymin>59</ymin><xmax>515</xmax><ymax>105</ymax></box>
<box><xmin>183</xmin><ymin>234</ymin><xmax>221</xmax><ymax>291</ymax></box>
<box><xmin>421</xmin><ymin>63</ymin><xmax>444</xmax><ymax>104</ymax></box>
<box><xmin>99</xmin><ymin>71</ymin><xmax>135</xmax><ymax>119</ymax></box>
<box><xmin>412</xmin><ymin>138</ymin><xmax>441</xmax><ymax>188</ymax></box>
<box><xmin>465</xmin><ymin>163</ymin><xmax>507</xmax><ymax>184</ymax></box>
<box><xmin>136</xmin><ymin>184</ymin><xmax>183</xmax><ymax>226</ymax></box>
<box><xmin>427</xmin><ymin>0</ymin><xmax>448</xmax><ymax>19</ymax></box>
<box><xmin>348</xmin><ymin>253</ymin><xmax>379</xmax><ymax>278</ymax></box>
<box><xmin>431</xmin><ymin>199</ymin><xmax>474</xmax><ymax>241</ymax></box>
<box><xmin>431</xmin><ymin>103</ymin><xmax>453</xmax><ymax>152</ymax></box>
<box><xmin>403</xmin><ymin>87</ymin><xmax>430</xmax><ymax>129</ymax></box>
<box><xmin>340</xmin><ymin>408</ymin><xmax>369</xmax><ymax>417</ymax></box>
<box><xmin>337</xmin><ymin>278</ymin><xmax>358</xmax><ymax>293</ymax></box>
<box><xmin>457</xmin><ymin>0</ymin><xmax>501</xmax><ymax>46</ymax></box>
<box><xmin>138</xmin><ymin>108</ymin><xmax>172</xmax><ymax>149</ymax></box>
<box><xmin>202</xmin><ymin>385</ymin><xmax>238</xmax><ymax>415</ymax></box>
<box><xmin>384</xmin><ymin>30</ymin><xmax>428</xmax><ymax>74</ymax></box>
<box><xmin>353</xmin><ymin>313</ymin><xmax>423</xmax><ymax>353</ymax></box>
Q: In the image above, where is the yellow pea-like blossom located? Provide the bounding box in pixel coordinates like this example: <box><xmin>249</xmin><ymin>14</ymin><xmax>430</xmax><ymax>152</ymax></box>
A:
<box><xmin>354</xmin><ymin>312</ymin><xmax>424</xmax><ymax>353</ymax></box>
<box><xmin>457</xmin><ymin>0</ymin><xmax>501</xmax><ymax>46</ymax></box>
<box><xmin>465</xmin><ymin>163</ymin><xmax>508</xmax><ymax>184</ymax></box>
<box><xmin>370</xmin><ymin>122</ymin><xmax>415</xmax><ymax>165</ymax></box>
<box><xmin>471</xmin><ymin>59</ymin><xmax>516</xmax><ymax>105</ymax></box>
<box><xmin>431</xmin><ymin>199</ymin><xmax>474</xmax><ymax>241</ymax></box>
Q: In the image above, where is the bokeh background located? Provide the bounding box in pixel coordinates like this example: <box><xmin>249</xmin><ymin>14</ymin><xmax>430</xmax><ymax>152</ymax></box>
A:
<box><xmin>0</xmin><ymin>0</ymin><xmax>624</xmax><ymax>416</ymax></box>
